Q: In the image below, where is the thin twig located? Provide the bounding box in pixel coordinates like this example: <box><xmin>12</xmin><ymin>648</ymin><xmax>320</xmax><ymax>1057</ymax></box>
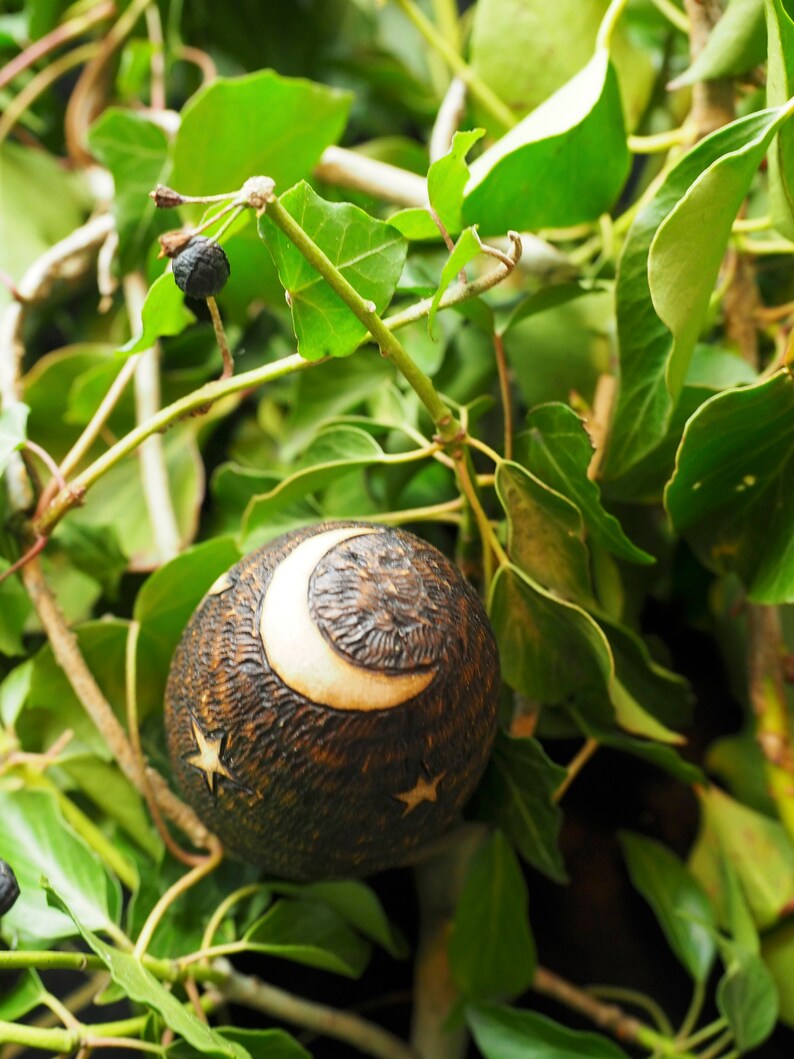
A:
<box><xmin>206</xmin><ymin>295</ymin><xmax>234</xmax><ymax>379</ymax></box>
<box><xmin>429</xmin><ymin>77</ymin><xmax>467</xmax><ymax>163</ymax></box>
<box><xmin>144</xmin><ymin>2</ymin><xmax>166</xmax><ymax>111</ymax></box>
<box><xmin>315</xmin><ymin>146</ymin><xmax>427</xmax><ymax>207</ymax></box>
<box><xmin>492</xmin><ymin>332</ymin><xmax>513</xmax><ymax>461</ymax></box>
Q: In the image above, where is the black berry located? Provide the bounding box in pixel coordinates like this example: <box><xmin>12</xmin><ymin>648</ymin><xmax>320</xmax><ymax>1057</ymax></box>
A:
<box><xmin>0</xmin><ymin>860</ymin><xmax>19</xmax><ymax>916</ymax></box>
<box><xmin>172</xmin><ymin>237</ymin><xmax>230</xmax><ymax>299</ymax></box>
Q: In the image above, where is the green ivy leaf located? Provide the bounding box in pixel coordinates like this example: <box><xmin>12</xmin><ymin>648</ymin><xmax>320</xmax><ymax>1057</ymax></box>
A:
<box><xmin>429</xmin><ymin>227</ymin><xmax>482</xmax><ymax>335</ymax></box>
<box><xmin>717</xmin><ymin>945</ymin><xmax>779</xmax><ymax>1051</ymax></box>
<box><xmin>86</xmin><ymin>109</ymin><xmax>170</xmax><ymax>267</ymax></box>
<box><xmin>0</xmin><ymin>559</ymin><xmax>32</xmax><ymax>657</ymax></box>
<box><xmin>429</xmin><ymin>129</ymin><xmax>485</xmax><ymax>232</ymax></box>
<box><xmin>0</xmin><ymin>969</ymin><xmax>45</xmax><ymax>1021</ymax></box>
<box><xmin>518</xmin><ymin>403</ymin><xmax>653</xmax><ymax>564</ymax></box>
<box><xmin>121</xmin><ymin>274</ymin><xmax>196</xmax><ymax>356</ymax></box>
<box><xmin>45</xmin><ymin>884</ymin><xmax>247</xmax><ymax>1059</ymax></box>
<box><xmin>0</xmin><ymin>660</ymin><xmax>32</xmax><ymax>726</ymax></box>
<box><xmin>53</xmin><ymin>521</ymin><xmax>128</xmax><ymax>600</ymax></box>
<box><xmin>665</xmin><ymin>371</ymin><xmax>794</xmax><ymax>603</ymax></box>
<box><xmin>259</xmin><ymin>182</ymin><xmax>407</xmax><ymax>359</ymax></box>
<box><xmin>170</xmin><ymin>70</ymin><xmax>350</xmax><ymax>202</ymax></box>
<box><xmin>462</xmin><ymin>50</ymin><xmax>629</xmax><ymax>233</ymax></box>
<box><xmin>476</xmin><ymin>733</ymin><xmax>568</xmax><ymax>882</ymax></box>
<box><xmin>496</xmin><ymin>460</ymin><xmax>592</xmax><ymax>604</ymax></box>
<box><xmin>765</xmin><ymin>0</ymin><xmax>794</xmax><ymax>237</ymax></box>
<box><xmin>605</xmin><ymin>109</ymin><xmax>790</xmax><ymax>479</ymax></box>
<box><xmin>467</xmin><ymin>1003</ymin><xmax>632</xmax><ymax>1059</ymax></box>
<box><xmin>672</xmin><ymin>0</ymin><xmax>766</xmax><ymax>86</ymax></box>
<box><xmin>0</xmin><ymin>789</ymin><xmax>119</xmax><ymax>944</ymax></box>
<box><xmin>0</xmin><ymin>401</ymin><xmax>28</xmax><ymax>477</ymax></box>
<box><xmin>244</xmin><ymin>899</ymin><xmax>371</xmax><ymax>978</ymax></box>
<box><xmin>620</xmin><ymin>832</ymin><xmax>717</xmax><ymax>983</ymax></box>
<box><xmin>448</xmin><ymin>832</ymin><xmax>536</xmax><ymax>1000</ymax></box>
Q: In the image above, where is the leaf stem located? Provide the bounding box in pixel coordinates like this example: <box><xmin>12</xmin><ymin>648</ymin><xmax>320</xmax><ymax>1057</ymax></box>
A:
<box><xmin>263</xmin><ymin>194</ymin><xmax>461</xmax><ymax>441</ymax></box>
<box><xmin>584</xmin><ymin>985</ymin><xmax>674</xmax><ymax>1036</ymax></box>
<box><xmin>596</xmin><ymin>0</ymin><xmax>630</xmax><ymax>50</ymax></box>
<box><xmin>390</xmin><ymin>0</ymin><xmax>515</xmax><ymax>132</ymax></box>
<box><xmin>552</xmin><ymin>738</ymin><xmax>600</xmax><ymax>803</ymax></box>
<box><xmin>677</xmin><ymin>1017</ymin><xmax>728</xmax><ymax>1049</ymax></box>
<box><xmin>648</xmin><ymin>0</ymin><xmax>689</xmax><ymax>33</ymax></box>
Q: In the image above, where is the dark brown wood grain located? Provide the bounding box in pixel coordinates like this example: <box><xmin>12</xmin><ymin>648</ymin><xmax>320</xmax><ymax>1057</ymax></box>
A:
<box><xmin>164</xmin><ymin>521</ymin><xmax>500</xmax><ymax>880</ymax></box>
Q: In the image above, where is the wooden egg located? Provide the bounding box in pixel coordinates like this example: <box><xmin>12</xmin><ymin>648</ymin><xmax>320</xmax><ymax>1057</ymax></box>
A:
<box><xmin>164</xmin><ymin>521</ymin><xmax>500</xmax><ymax>880</ymax></box>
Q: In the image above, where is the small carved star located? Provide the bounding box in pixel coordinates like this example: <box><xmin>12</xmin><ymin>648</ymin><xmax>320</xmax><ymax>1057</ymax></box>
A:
<box><xmin>394</xmin><ymin>772</ymin><xmax>445</xmax><ymax>816</ymax></box>
<box><xmin>185</xmin><ymin>716</ymin><xmax>236</xmax><ymax>795</ymax></box>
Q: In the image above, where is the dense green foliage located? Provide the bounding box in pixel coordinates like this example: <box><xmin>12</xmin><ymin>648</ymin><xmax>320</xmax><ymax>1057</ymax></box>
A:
<box><xmin>2</xmin><ymin>0</ymin><xmax>794</xmax><ymax>1056</ymax></box>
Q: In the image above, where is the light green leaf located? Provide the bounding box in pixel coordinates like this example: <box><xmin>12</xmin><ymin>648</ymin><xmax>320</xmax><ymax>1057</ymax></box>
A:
<box><xmin>672</xmin><ymin>0</ymin><xmax>766</xmax><ymax>86</ymax></box>
<box><xmin>518</xmin><ymin>403</ymin><xmax>653</xmax><ymax>564</ymax></box>
<box><xmin>0</xmin><ymin>559</ymin><xmax>32</xmax><ymax>657</ymax></box>
<box><xmin>429</xmin><ymin>227</ymin><xmax>483</xmax><ymax>335</ymax></box>
<box><xmin>463</xmin><ymin>51</ymin><xmax>629</xmax><ymax>233</ymax></box>
<box><xmin>121</xmin><ymin>274</ymin><xmax>196</xmax><ymax>356</ymax></box>
<box><xmin>428</xmin><ymin>129</ymin><xmax>485</xmax><ymax>233</ymax></box>
<box><xmin>496</xmin><ymin>460</ymin><xmax>592</xmax><ymax>604</ymax></box>
<box><xmin>648</xmin><ymin>107</ymin><xmax>791</xmax><ymax>403</ymax></box>
<box><xmin>171</xmin><ymin>70</ymin><xmax>350</xmax><ymax>202</ymax></box>
<box><xmin>244</xmin><ymin>899</ymin><xmax>371</xmax><ymax>978</ymax></box>
<box><xmin>0</xmin><ymin>660</ymin><xmax>32</xmax><ymax>726</ymax></box>
<box><xmin>767</xmin><ymin>0</ymin><xmax>794</xmax><ymax>237</ymax></box>
<box><xmin>259</xmin><ymin>182</ymin><xmax>407</xmax><ymax>359</ymax></box>
<box><xmin>0</xmin><ymin>789</ymin><xmax>117</xmax><ymax>944</ymax></box>
<box><xmin>605</xmin><ymin>110</ymin><xmax>789</xmax><ymax>479</ymax></box>
<box><xmin>0</xmin><ymin>969</ymin><xmax>45</xmax><ymax>1021</ymax></box>
<box><xmin>45</xmin><ymin>884</ymin><xmax>246</xmax><ymax>1058</ymax></box>
<box><xmin>665</xmin><ymin>371</ymin><xmax>794</xmax><ymax>603</ymax></box>
<box><xmin>448</xmin><ymin>832</ymin><xmax>536</xmax><ymax>1000</ymax></box>
<box><xmin>620</xmin><ymin>832</ymin><xmax>717</xmax><ymax>982</ymax></box>
<box><xmin>0</xmin><ymin>401</ymin><xmax>28</xmax><ymax>477</ymax></box>
<box><xmin>476</xmin><ymin>733</ymin><xmax>568</xmax><ymax>883</ymax></box>
<box><xmin>717</xmin><ymin>946</ymin><xmax>779</xmax><ymax>1051</ymax></box>
<box><xmin>468</xmin><ymin>1003</ymin><xmax>632</xmax><ymax>1059</ymax></box>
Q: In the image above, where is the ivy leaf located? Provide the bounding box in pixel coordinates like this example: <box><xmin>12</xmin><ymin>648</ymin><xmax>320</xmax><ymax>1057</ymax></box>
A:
<box><xmin>0</xmin><ymin>789</ymin><xmax>119</xmax><ymax>944</ymax></box>
<box><xmin>671</xmin><ymin>0</ymin><xmax>766</xmax><ymax>86</ymax></box>
<box><xmin>605</xmin><ymin>109</ymin><xmax>791</xmax><ymax>479</ymax></box>
<box><xmin>0</xmin><ymin>401</ymin><xmax>28</xmax><ymax>478</ymax></box>
<box><xmin>665</xmin><ymin>371</ymin><xmax>794</xmax><ymax>603</ymax></box>
<box><xmin>717</xmin><ymin>945</ymin><xmax>779</xmax><ymax>1051</ymax></box>
<box><xmin>0</xmin><ymin>970</ymin><xmax>45</xmax><ymax>1021</ymax></box>
<box><xmin>476</xmin><ymin>733</ymin><xmax>568</xmax><ymax>883</ymax></box>
<box><xmin>495</xmin><ymin>460</ymin><xmax>592</xmax><ymax>604</ymax></box>
<box><xmin>429</xmin><ymin>227</ymin><xmax>483</xmax><ymax>335</ymax></box>
<box><xmin>429</xmin><ymin>129</ymin><xmax>485</xmax><ymax>233</ymax></box>
<box><xmin>767</xmin><ymin>0</ymin><xmax>794</xmax><ymax>237</ymax></box>
<box><xmin>0</xmin><ymin>559</ymin><xmax>32</xmax><ymax>657</ymax></box>
<box><xmin>86</xmin><ymin>109</ymin><xmax>170</xmax><ymax>267</ymax></box>
<box><xmin>121</xmin><ymin>274</ymin><xmax>196</xmax><ymax>356</ymax></box>
<box><xmin>448</xmin><ymin>832</ymin><xmax>536</xmax><ymax>1000</ymax></box>
<box><xmin>243</xmin><ymin>899</ymin><xmax>371</xmax><ymax>978</ymax></box>
<box><xmin>462</xmin><ymin>50</ymin><xmax>629</xmax><ymax>233</ymax></box>
<box><xmin>517</xmin><ymin>403</ymin><xmax>653</xmax><ymax>564</ymax></box>
<box><xmin>620</xmin><ymin>832</ymin><xmax>717</xmax><ymax>983</ymax></box>
<box><xmin>259</xmin><ymin>182</ymin><xmax>407</xmax><ymax>359</ymax></box>
<box><xmin>467</xmin><ymin>1003</ymin><xmax>632</xmax><ymax>1059</ymax></box>
<box><xmin>171</xmin><ymin>70</ymin><xmax>350</xmax><ymax>202</ymax></box>
<box><xmin>45</xmin><ymin>884</ymin><xmax>247</xmax><ymax>1059</ymax></box>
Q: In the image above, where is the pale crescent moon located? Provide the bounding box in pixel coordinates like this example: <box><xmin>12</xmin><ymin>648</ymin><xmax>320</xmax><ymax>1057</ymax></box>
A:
<box><xmin>260</xmin><ymin>526</ymin><xmax>435</xmax><ymax>712</ymax></box>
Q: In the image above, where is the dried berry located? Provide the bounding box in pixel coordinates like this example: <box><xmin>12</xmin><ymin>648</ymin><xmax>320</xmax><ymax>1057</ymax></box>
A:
<box><xmin>0</xmin><ymin>859</ymin><xmax>19</xmax><ymax>916</ymax></box>
<box><xmin>172</xmin><ymin>237</ymin><xmax>230</xmax><ymax>299</ymax></box>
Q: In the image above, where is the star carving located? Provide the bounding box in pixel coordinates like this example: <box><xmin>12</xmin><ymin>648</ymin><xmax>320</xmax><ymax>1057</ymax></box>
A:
<box><xmin>394</xmin><ymin>771</ymin><xmax>445</xmax><ymax>816</ymax></box>
<box><xmin>185</xmin><ymin>715</ymin><xmax>236</xmax><ymax>795</ymax></box>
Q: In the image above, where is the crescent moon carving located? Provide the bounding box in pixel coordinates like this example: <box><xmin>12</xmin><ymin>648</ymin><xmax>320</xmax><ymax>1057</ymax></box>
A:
<box><xmin>260</xmin><ymin>526</ymin><xmax>435</xmax><ymax>712</ymax></box>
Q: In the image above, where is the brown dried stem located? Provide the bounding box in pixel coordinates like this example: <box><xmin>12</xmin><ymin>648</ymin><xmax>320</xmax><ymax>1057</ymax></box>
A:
<box><xmin>681</xmin><ymin>0</ymin><xmax>735</xmax><ymax>138</ymax></box>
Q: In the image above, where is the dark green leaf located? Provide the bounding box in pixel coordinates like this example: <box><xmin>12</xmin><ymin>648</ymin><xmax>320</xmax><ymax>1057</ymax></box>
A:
<box><xmin>767</xmin><ymin>0</ymin><xmax>794</xmax><ymax>237</ymax></box>
<box><xmin>518</xmin><ymin>403</ymin><xmax>653</xmax><ymax>564</ymax></box>
<box><xmin>665</xmin><ymin>371</ymin><xmax>794</xmax><ymax>603</ymax></box>
<box><xmin>463</xmin><ymin>51</ymin><xmax>629</xmax><ymax>233</ymax></box>
<box><xmin>171</xmin><ymin>70</ymin><xmax>351</xmax><ymax>202</ymax></box>
<box><xmin>53</xmin><ymin>521</ymin><xmax>128</xmax><ymax>600</ymax></box>
<box><xmin>0</xmin><ymin>560</ymin><xmax>32</xmax><ymax>657</ymax></box>
<box><xmin>605</xmin><ymin>110</ymin><xmax>789</xmax><ymax>478</ymax></box>
<box><xmin>448</xmin><ymin>832</ymin><xmax>536</xmax><ymax>1000</ymax></box>
<box><xmin>717</xmin><ymin>946</ymin><xmax>778</xmax><ymax>1050</ymax></box>
<box><xmin>476</xmin><ymin>733</ymin><xmax>567</xmax><ymax>882</ymax></box>
<box><xmin>496</xmin><ymin>460</ymin><xmax>592</xmax><ymax>604</ymax></box>
<box><xmin>216</xmin><ymin>1029</ymin><xmax>310</xmax><ymax>1059</ymax></box>
<box><xmin>259</xmin><ymin>182</ymin><xmax>407</xmax><ymax>359</ymax></box>
<box><xmin>46</xmin><ymin>885</ymin><xmax>246</xmax><ymax>1058</ymax></box>
<box><xmin>0</xmin><ymin>789</ymin><xmax>117</xmax><ymax>943</ymax></box>
<box><xmin>244</xmin><ymin>899</ymin><xmax>371</xmax><ymax>978</ymax></box>
<box><xmin>467</xmin><ymin>1002</ymin><xmax>632</xmax><ymax>1059</ymax></box>
<box><xmin>620</xmin><ymin>832</ymin><xmax>717</xmax><ymax>983</ymax></box>
<box><xmin>0</xmin><ymin>401</ymin><xmax>28</xmax><ymax>477</ymax></box>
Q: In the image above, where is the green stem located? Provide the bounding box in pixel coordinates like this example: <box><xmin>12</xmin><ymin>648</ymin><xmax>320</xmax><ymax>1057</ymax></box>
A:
<box><xmin>391</xmin><ymin>0</ymin><xmax>515</xmax><ymax>132</ymax></box>
<box><xmin>676</xmin><ymin>980</ymin><xmax>706</xmax><ymax>1042</ymax></box>
<box><xmin>264</xmin><ymin>195</ymin><xmax>460</xmax><ymax>441</ymax></box>
<box><xmin>677</xmin><ymin>1017</ymin><xmax>728</xmax><ymax>1050</ymax></box>
<box><xmin>0</xmin><ymin>1021</ymin><xmax>76</xmax><ymax>1053</ymax></box>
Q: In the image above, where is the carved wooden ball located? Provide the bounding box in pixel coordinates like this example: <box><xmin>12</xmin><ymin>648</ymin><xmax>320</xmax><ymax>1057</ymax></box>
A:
<box><xmin>165</xmin><ymin>521</ymin><xmax>500</xmax><ymax>880</ymax></box>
